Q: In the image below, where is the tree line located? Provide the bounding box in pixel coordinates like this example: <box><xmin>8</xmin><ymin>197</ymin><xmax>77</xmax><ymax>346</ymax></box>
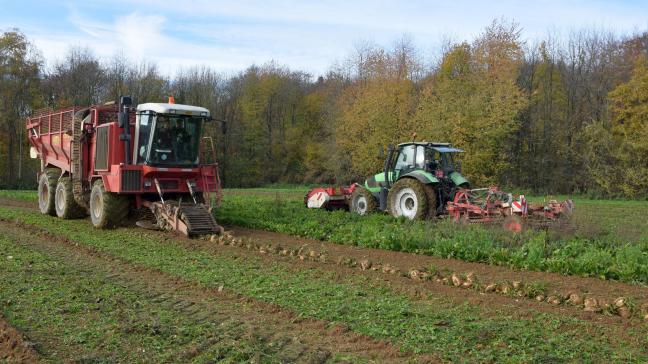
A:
<box><xmin>1</xmin><ymin>20</ymin><xmax>647</xmax><ymax>198</ymax></box>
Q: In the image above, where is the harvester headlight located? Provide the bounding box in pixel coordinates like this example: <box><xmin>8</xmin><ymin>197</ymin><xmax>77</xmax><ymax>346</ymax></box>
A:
<box><xmin>200</xmin><ymin>111</ymin><xmax>208</xmax><ymax>116</ymax></box>
<box><xmin>169</xmin><ymin>109</ymin><xmax>177</xmax><ymax>114</ymax></box>
<box><xmin>144</xmin><ymin>180</ymin><xmax>152</xmax><ymax>188</ymax></box>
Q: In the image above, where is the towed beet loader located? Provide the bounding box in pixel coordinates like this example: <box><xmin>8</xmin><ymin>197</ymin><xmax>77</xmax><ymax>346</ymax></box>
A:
<box><xmin>304</xmin><ymin>141</ymin><xmax>573</xmax><ymax>231</ymax></box>
<box><xmin>26</xmin><ymin>96</ymin><xmax>223</xmax><ymax>237</ymax></box>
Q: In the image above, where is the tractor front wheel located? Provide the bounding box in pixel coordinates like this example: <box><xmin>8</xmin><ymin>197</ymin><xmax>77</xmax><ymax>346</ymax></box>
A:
<box><xmin>55</xmin><ymin>177</ymin><xmax>85</xmax><ymax>219</ymax></box>
<box><xmin>388</xmin><ymin>178</ymin><xmax>428</xmax><ymax>220</ymax></box>
<box><xmin>89</xmin><ymin>179</ymin><xmax>130</xmax><ymax>228</ymax></box>
<box><xmin>350</xmin><ymin>186</ymin><xmax>377</xmax><ymax>215</ymax></box>
<box><xmin>38</xmin><ymin>168</ymin><xmax>59</xmax><ymax>216</ymax></box>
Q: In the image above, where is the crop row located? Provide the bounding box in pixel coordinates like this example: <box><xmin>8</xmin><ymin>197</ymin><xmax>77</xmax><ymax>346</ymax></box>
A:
<box><xmin>217</xmin><ymin>194</ymin><xmax>648</xmax><ymax>285</ymax></box>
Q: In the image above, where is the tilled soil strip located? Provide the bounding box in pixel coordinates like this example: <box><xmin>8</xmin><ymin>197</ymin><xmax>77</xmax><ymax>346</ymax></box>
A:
<box><xmin>226</xmin><ymin>227</ymin><xmax>648</xmax><ymax>321</ymax></box>
<box><xmin>0</xmin><ymin>316</ymin><xmax>39</xmax><ymax>363</ymax></box>
<box><xmin>0</xmin><ymin>220</ymin><xmax>422</xmax><ymax>363</ymax></box>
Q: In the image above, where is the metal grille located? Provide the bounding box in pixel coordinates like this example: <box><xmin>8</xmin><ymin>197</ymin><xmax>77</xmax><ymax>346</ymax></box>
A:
<box><xmin>121</xmin><ymin>170</ymin><xmax>141</xmax><ymax>191</ymax></box>
<box><xmin>95</xmin><ymin>127</ymin><xmax>109</xmax><ymax>170</ymax></box>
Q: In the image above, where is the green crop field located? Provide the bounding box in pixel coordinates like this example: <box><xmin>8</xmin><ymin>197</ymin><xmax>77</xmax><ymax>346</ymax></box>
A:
<box><xmin>2</xmin><ymin>188</ymin><xmax>648</xmax><ymax>284</ymax></box>
<box><xmin>217</xmin><ymin>188</ymin><xmax>648</xmax><ymax>285</ymax></box>
<box><xmin>0</xmin><ymin>202</ymin><xmax>647</xmax><ymax>362</ymax></box>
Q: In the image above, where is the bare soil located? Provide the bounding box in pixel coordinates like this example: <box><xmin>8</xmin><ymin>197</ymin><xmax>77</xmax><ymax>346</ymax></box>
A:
<box><xmin>229</xmin><ymin>227</ymin><xmax>648</xmax><ymax>322</ymax></box>
<box><xmin>0</xmin><ymin>316</ymin><xmax>39</xmax><ymax>363</ymax></box>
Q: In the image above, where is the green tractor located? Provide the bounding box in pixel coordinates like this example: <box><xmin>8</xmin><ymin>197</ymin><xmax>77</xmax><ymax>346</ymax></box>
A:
<box><xmin>350</xmin><ymin>142</ymin><xmax>469</xmax><ymax>220</ymax></box>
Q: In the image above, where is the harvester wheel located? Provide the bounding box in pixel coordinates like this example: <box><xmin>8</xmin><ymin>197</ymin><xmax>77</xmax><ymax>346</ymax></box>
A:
<box><xmin>55</xmin><ymin>177</ymin><xmax>85</xmax><ymax>219</ymax></box>
<box><xmin>388</xmin><ymin>178</ymin><xmax>428</xmax><ymax>220</ymax></box>
<box><xmin>89</xmin><ymin>179</ymin><xmax>130</xmax><ymax>228</ymax></box>
<box><xmin>38</xmin><ymin>168</ymin><xmax>59</xmax><ymax>216</ymax></box>
<box><xmin>350</xmin><ymin>186</ymin><xmax>377</xmax><ymax>215</ymax></box>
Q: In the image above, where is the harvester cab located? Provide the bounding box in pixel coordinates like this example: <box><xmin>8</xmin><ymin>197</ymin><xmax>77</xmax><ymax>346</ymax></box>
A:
<box><xmin>27</xmin><ymin>96</ymin><xmax>223</xmax><ymax>237</ymax></box>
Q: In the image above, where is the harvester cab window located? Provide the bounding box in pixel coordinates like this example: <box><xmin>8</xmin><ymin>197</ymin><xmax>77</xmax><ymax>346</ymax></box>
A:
<box><xmin>146</xmin><ymin>114</ymin><xmax>203</xmax><ymax>166</ymax></box>
<box><xmin>136</xmin><ymin>113</ymin><xmax>153</xmax><ymax>164</ymax></box>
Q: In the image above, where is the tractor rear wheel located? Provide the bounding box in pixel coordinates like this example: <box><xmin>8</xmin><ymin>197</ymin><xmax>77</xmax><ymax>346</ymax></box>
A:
<box><xmin>423</xmin><ymin>184</ymin><xmax>439</xmax><ymax>218</ymax></box>
<box><xmin>38</xmin><ymin>168</ymin><xmax>59</xmax><ymax>216</ymax></box>
<box><xmin>55</xmin><ymin>177</ymin><xmax>85</xmax><ymax>219</ymax></box>
<box><xmin>388</xmin><ymin>178</ymin><xmax>428</xmax><ymax>220</ymax></box>
<box><xmin>89</xmin><ymin>179</ymin><xmax>130</xmax><ymax>228</ymax></box>
<box><xmin>350</xmin><ymin>186</ymin><xmax>377</xmax><ymax>215</ymax></box>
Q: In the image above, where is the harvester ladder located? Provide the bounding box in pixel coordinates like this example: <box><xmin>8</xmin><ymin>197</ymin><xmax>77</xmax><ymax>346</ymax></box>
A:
<box><xmin>71</xmin><ymin>109</ymin><xmax>87</xmax><ymax>208</ymax></box>
<box><xmin>200</xmin><ymin>137</ymin><xmax>222</xmax><ymax>209</ymax></box>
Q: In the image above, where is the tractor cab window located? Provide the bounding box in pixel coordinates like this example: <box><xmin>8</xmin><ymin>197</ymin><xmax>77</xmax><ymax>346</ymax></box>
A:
<box><xmin>395</xmin><ymin>145</ymin><xmax>415</xmax><ymax>171</ymax></box>
<box><xmin>395</xmin><ymin>145</ymin><xmax>427</xmax><ymax>173</ymax></box>
<box><xmin>136</xmin><ymin>113</ymin><xmax>204</xmax><ymax>166</ymax></box>
<box><xmin>425</xmin><ymin>148</ymin><xmax>442</xmax><ymax>171</ymax></box>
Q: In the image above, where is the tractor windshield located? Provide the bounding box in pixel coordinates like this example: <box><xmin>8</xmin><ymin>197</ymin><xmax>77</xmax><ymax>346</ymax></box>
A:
<box><xmin>137</xmin><ymin>114</ymin><xmax>204</xmax><ymax>166</ymax></box>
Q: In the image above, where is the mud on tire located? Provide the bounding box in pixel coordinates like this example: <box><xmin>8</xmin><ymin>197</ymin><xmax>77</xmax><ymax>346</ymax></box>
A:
<box><xmin>38</xmin><ymin>168</ymin><xmax>59</xmax><ymax>216</ymax></box>
<box><xmin>423</xmin><ymin>184</ymin><xmax>439</xmax><ymax>218</ymax></box>
<box><xmin>387</xmin><ymin>178</ymin><xmax>428</xmax><ymax>220</ymax></box>
<box><xmin>55</xmin><ymin>177</ymin><xmax>86</xmax><ymax>219</ymax></box>
<box><xmin>350</xmin><ymin>186</ymin><xmax>378</xmax><ymax>215</ymax></box>
<box><xmin>89</xmin><ymin>179</ymin><xmax>130</xmax><ymax>228</ymax></box>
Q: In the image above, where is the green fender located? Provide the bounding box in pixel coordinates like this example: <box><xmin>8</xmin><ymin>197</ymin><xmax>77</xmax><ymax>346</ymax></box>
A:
<box><xmin>449</xmin><ymin>171</ymin><xmax>469</xmax><ymax>187</ymax></box>
<box><xmin>364</xmin><ymin>172</ymin><xmax>395</xmax><ymax>193</ymax></box>
<box><xmin>400</xmin><ymin>170</ymin><xmax>439</xmax><ymax>185</ymax></box>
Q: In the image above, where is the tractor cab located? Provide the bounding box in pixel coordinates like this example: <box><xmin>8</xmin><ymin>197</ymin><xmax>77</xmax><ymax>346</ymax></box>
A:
<box><xmin>133</xmin><ymin>103</ymin><xmax>210</xmax><ymax>167</ymax></box>
<box><xmin>388</xmin><ymin>142</ymin><xmax>466</xmax><ymax>182</ymax></box>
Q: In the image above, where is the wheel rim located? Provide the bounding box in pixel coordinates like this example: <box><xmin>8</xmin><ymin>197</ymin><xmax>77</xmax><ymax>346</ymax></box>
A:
<box><xmin>354</xmin><ymin>195</ymin><xmax>367</xmax><ymax>215</ymax></box>
<box><xmin>395</xmin><ymin>187</ymin><xmax>418</xmax><ymax>219</ymax></box>
<box><xmin>91</xmin><ymin>190</ymin><xmax>103</xmax><ymax>219</ymax></box>
<box><xmin>39</xmin><ymin>183</ymin><xmax>48</xmax><ymax>210</ymax></box>
<box><xmin>56</xmin><ymin>185</ymin><xmax>65</xmax><ymax>212</ymax></box>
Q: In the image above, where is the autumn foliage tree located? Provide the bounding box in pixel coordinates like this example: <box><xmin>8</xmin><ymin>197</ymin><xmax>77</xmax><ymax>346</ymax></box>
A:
<box><xmin>1</xmin><ymin>25</ymin><xmax>648</xmax><ymax>198</ymax></box>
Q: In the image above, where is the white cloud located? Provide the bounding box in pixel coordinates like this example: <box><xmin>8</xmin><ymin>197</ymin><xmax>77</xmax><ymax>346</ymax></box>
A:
<box><xmin>9</xmin><ymin>0</ymin><xmax>648</xmax><ymax>77</ymax></box>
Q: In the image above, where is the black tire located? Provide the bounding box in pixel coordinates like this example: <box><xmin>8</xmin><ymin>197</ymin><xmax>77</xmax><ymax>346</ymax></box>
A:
<box><xmin>350</xmin><ymin>186</ymin><xmax>377</xmax><ymax>215</ymax></box>
<box><xmin>55</xmin><ymin>177</ymin><xmax>85</xmax><ymax>219</ymax></box>
<box><xmin>423</xmin><ymin>184</ymin><xmax>439</xmax><ymax>218</ymax></box>
<box><xmin>38</xmin><ymin>168</ymin><xmax>59</xmax><ymax>216</ymax></box>
<box><xmin>387</xmin><ymin>178</ymin><xmax>428</xmax><ymax>220</ymax></box>
<box><xmin>89</xmin><ymin>179</ymin><xmax>130</xmax><ymax>228</ymax></box>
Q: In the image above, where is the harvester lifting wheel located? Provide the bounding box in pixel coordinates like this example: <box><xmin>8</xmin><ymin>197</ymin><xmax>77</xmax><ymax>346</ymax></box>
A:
<box><xmin>55</xmin><ymin>177</ymin><xmax>85</xmax><ymax>219</ymax></box>
<box><xmin>38</xmin><ymin>168</ymin><xmax>59</xmax><ymax>216</ymax></box>
<box><xmin>89</xmin><ymin>179</ymin><xmax>130</xmax><ymax>228</ymax></box>
<box><xmin>387</xmin><ymin>178</ymin><xmax>428</xmax><ymax>220</ymax></box>
<box><xmin>350</xmin><ymin>186</ymin><xmax>377</xmax><ymax>215</ymax></box>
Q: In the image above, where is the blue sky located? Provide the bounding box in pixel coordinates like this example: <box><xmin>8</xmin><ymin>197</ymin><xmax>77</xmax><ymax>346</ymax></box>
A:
<box><xmin>2</xmin><ymin>0</ymin><xmax>647</xmax><ymax>76</ymax></box>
